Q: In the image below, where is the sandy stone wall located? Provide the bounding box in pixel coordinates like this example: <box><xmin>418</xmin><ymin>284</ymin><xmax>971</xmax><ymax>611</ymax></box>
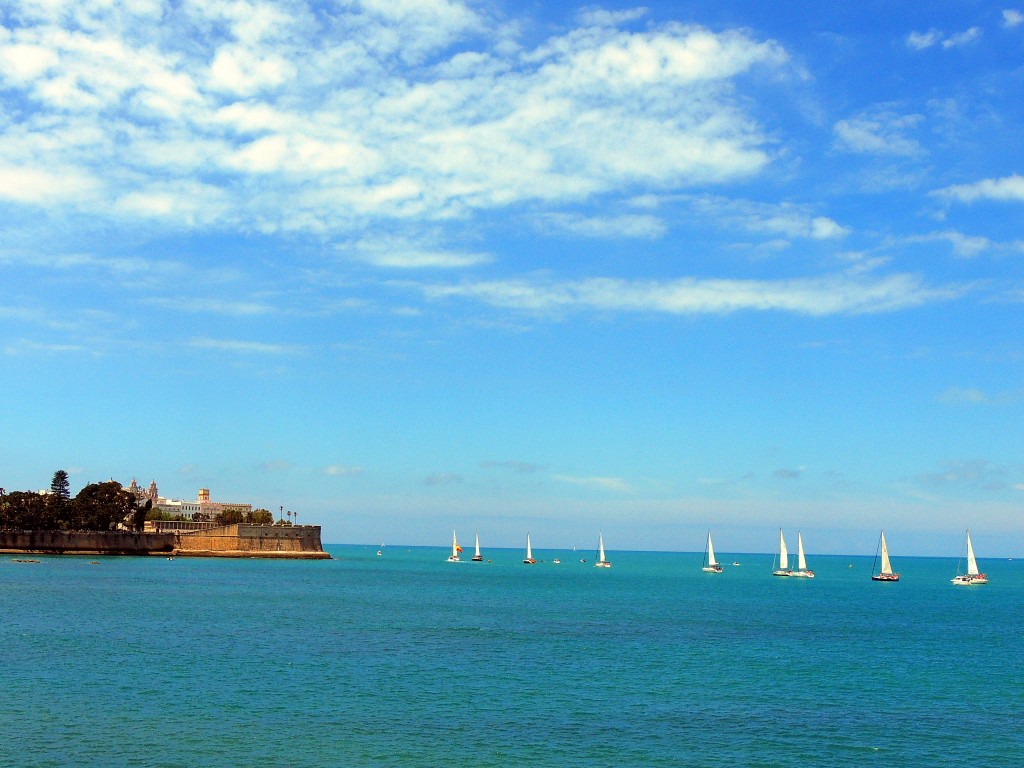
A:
<box><xmin>174</xmin><ymin>524</ymin><xmax>330</xmax><ymax>559</ymax></box>
<box><xmin>0</xmin><ymin>530</ymin><xmax>176</xmax><ymax>555</ymax></box>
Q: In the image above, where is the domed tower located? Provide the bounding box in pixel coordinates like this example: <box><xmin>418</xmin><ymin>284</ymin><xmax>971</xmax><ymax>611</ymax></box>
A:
<box><xmin>148</xmin><ymin>480</ymin><xmax>159</xmax><ymax>503</ymax></box>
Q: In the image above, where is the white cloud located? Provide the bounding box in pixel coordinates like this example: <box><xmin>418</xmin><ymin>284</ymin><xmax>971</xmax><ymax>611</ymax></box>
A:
<box><xmin>938</xmin><ymin>387</ymin><xmax>1024</xmax><ymax>405</ymax></box>
<box><xmin>553</xmin><ymin>474</ymin><xmax>631</xmax><ymax>492</ymax></box>
<box><xmin>325</xmin><ymin>465</ymin><xmax>363</xmax><ymax>477</ymax></box>
<box><xmin>417</xmin><ymin>272</ymin><xmax>961</xmax><ymax>317</ymax></box>
<box><xmin>934</xmin><ymin>174</ymin><xmax>1024</xmax><ymax>204</ymax></box>
<box><xmin>834</xmin><ymin>110</ymin><xmax>925</xmax><ymax>157</ymax></box>
<box><xmin>942</xmin><ymin>27</ymin><xmax>982</xmax><ymax>48</ymax></box>
<box><xmin>532</xmin><ymin>212</ymin><xmax>667</xmax><ymax>239</ymax></box>
<box><xmin>0</xmin><ymin>3</ymin><xmax>792</xmax><ymax>234</ymax></box>
<box><xmin>1003</xmin><ymin>9</ymin><xmax>1024</xmax><ymax>28</ymax></box>
<box><xmin>906</xmin><ymin>29</ymin><xmax>943</xmax><ymax>50</ymax></box>
<box><xmin>342</xmin><ymin>236</ymin><xmax>492</xmax><ymax>269</ymax></box>
<box><xmin>906</xmin><ymin>27</ymin><xmax>981</xmax><ymax>50</ymax></box>
<box><xmin>902</xmin><ymin>230</ymin><xmax>993</xmax><ymax>258</ymax></box>
<box><xmin>691</xmin><ymin>197</ymin><xmax>850</xmax><ymax>240</ymax></box>
<box><xmin>188</xmin><ymin>337</ymin><xmax>301</xmax><ymax>354</ymax></box>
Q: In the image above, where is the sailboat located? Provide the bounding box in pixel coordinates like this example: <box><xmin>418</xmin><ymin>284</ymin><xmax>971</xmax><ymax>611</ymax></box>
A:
<box><xmin>951</xmin><ymin>529</ymin><xmax>988</xmax><ymax>585</ymax></box>
<box><xmin>594</xmin><ymin>531</ymin><xmax>611</xmax><ymax>568</ymax></box>
<box><xmin>702</xmin><ymin>531</ymin><xmax>723</xmax><ymax>573</ymax></box>
<box><xmin>471</xmin><ymin>530</ymin><xmax>483</xmax><ymax>562</ymax></box>
<box><xmin>871</xmin><ymin>530</ymin><xmax>900</xmax><ymax>582</ymax></box>
<box><xmin>791</xmin><ymin>532</ymin><xmax>814</xmax><ymax>578</ymax></box>
<box><xmin>772</xmin><ymin>529</ymin><xmax>791</xmax><ymax>576</ymax></box>
<box><xmin>446</xmin><ymin>530</ymin><xmax>462</xmax><ymax>562</ymax></box>
<box><xmin>523</xmin><ymin>532</ymin><xmax>536</xmax><ymax>564</ymax></box>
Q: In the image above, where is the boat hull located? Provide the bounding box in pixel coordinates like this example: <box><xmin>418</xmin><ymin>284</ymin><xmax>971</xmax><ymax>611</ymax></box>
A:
<box><xmin>595</xmin><ymin>561</ymin><xmax>611</xmax><ymax>568</ymax></box>
<box><xmin>790</xmin><ymin>570</ymin><xmax>814</xmax><ymax>578</ymax></box>
<box><xmin>702</xmin><ymin>565</ymin><xmax>723</xmax><ymax>573</ymax></box>
<box><xmin>871</xmin><ymin>573</ymin><xmax>900</xmax><ymax>582</ymax></box>
<box><xmin>951</xmin><ymin>574</ymin><xmax>987</xmax><ymax>585</ymax></box>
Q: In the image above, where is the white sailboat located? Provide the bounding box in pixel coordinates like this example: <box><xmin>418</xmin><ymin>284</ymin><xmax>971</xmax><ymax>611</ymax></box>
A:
<box><xmin>472</xmin><ymin>530</ymin><xmax>483</xmax><ymax>562</ymax></box>
<box><xmin>523</xmin><ymin>532</ymin><xmax>536</xmax><ymax>564</ymax></box>
<box><xmin>871</xmin><ymin>530</ymin><xmax>900</xmax><ymax>582</ymax></box>
<box><xmin>446</xmin><ymin>530</ymin><xmax>462</xmax><ymax>562</ymax></box>
<box><xmin>772</xmin><ymin>528</ymin><xmax>791</xmax><ymax>576</ymax></box>
<box><xmin>595</xmin><ymin>531</ymin><xmax>611</xmax><ymax>568</ymax></box>
<box><xmin>702</xmin><ymin>531</ymin><xmax>723</xmax><ymax>573</ymax></box>
<box><xmin>791</xmin><ymin>531</ymin><xmax>814</xmax><ymax>578</ymax></box>
<box><xmin>951</xmin><ymin>529</ymin><xmax>988</xmax><ymax>585</ymax></box>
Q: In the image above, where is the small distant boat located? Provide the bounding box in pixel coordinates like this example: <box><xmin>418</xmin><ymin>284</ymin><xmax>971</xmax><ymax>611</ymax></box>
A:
<box><xmin>772</xmin><ymin>529</ymin><xmax>791</xmax><ymax>576</ymax></box>
<box><xmin>552</xmin><ymin>558</ymin><xmax>561</xmax><ymax>564</ymax></box>
<box><xmin>871</xmin><ymin>530</ymin><xmax>900</xmax><ymax>582</ymax></box>
<box><xmin>594</xmin><ymin>531</ymin><xmax>612</xmax><ymax>568</ymax></box>
<box><xmin>791</xmin><ymin>532</ymin><xmax>814</xmax><ymax>578</ymax></box>
<box><xmin>951</xmin><ymin>529</ymin><xmax>988</xmax><ymax>585</ymax></box>
<box><xmin>702</xmin><ymin>530</ymin><xmax>723</xmax><ymax>573</ymax></box>
<box><xmin>472</xmin><ymin>530</ymin><xmax>483</xmax><ymax>562</ymax></box>
<box><xmin>523</xmin><ymin>532</ymin><xmax>536</xmax><ymax>564</ymax></box>
<box><xmin>447</xmin><ymin>530</ymin><xmax>463</xmax><ymax>562</ymax></box>
<box><xmin>732</xmin><ymin>561</ymin><xmax>741</xmax><ymax>566</ymax></box>
<box><xmin>377</xmin><ymin>543</ymin><xmax>384</xmax><ymax>556</ymax></box>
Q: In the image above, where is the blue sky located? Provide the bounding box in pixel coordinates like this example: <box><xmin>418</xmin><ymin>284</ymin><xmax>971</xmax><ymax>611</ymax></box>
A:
<box><xmin>1</xmin><ymin>0</ymin><xmax>1022</xmax><ymax>556</ymax></box>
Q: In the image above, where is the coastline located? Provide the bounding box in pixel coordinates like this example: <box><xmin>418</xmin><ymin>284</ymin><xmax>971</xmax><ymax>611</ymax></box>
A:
<box><xmin>0</xmin><ymin>524</ymin><xmax>331</xmax><ymax>560</ymax></box>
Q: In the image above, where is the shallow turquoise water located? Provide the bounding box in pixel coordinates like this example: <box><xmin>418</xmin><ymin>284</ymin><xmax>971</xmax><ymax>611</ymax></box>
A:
<box><xmin>2</xmin><ymin>546</ymin><xmax>1022</xmax><ymax>767</ymax></box>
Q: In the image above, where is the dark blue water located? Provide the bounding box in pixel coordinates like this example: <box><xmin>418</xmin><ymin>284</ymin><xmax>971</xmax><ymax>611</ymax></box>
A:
<box><xmin>2</xmin><ymin>546</ymin><xmax>1022</xmax><ymax>766</ymax></box>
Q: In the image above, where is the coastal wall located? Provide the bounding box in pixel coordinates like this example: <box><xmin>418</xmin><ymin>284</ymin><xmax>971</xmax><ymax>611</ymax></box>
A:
<box><xmin>0</xmin><ymin>530</ymin><xmax>176</xmax><ymax>555</ymax></box>
<box><xmin>174</xmin><ymin>524</ymin><xmax>330</xmax><ymax>559</ymax></box>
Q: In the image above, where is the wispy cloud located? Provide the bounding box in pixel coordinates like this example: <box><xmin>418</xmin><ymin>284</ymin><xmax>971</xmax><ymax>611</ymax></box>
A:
<box><xmin>188</xmin><ymin>337</ymin><xmax>302</xmax><ymax>355</ymax></box>
<box><xmin>833</xmin><ymin>110</ymin><xmax>925</xmax><ymax>157</ymax></box>
<box><xmin>910</xmin><ymin>459</ymin><xmax>1012</xmax><ymax>490</ymax></box>
<box><xmin>481</xmin><ymin>460</ymin><xmax>547</xmax><ymax>474</ymax></box>
<box><xmin>690</xmin><ymin>197</ymin><xmax>850</xmax><ymax>240</ymax></box>
<box><xmin>416</xmin><ymin>272</ymin><xmax>962</xmax><ymax>317</ymax></box>
<box><xmin>341</xmin><ymin>236</ymin><xmax>492</xmax><ymax>269</ymax></box>
<box><xmin>1003</xmin><ymin>9</ymin><xmax>1024</xmax><ymax>28</ymax></box>
<box><xmin>423</xmin><ymin>473</ymin><xmax>463</xmax><ymax>486</ymax></box>
<box><xmin>773</xmin><ymin>467</ymin><xmax>805</xmax><ymax>480</ymax></box>
<box><xmin>0</xmin><ymin>4</ymin><xmax>791</xmax><ymax>236</ymax></box>
<box><xmin>938</xmin><ymin>386</ymin><xmax>1024</xmax><ymax>405</ymax></box>
<box><xmin>553</xmin><ymin>474</ymin><xmax>631</xmax><ymax>492</ymax></box>
<box><xmin>325</xmin><ymin>465</ymin><xmax>363</xmax><ymax>477</ymax></box>
<box><xmin>933</xmin><ymin>174</ymin><xmax>1024</xmax><ymax>204</ymax></box>
<box><xmin>531</xmin><ymin>212</ymin><xmax>667</xmax><ymax>239</ymax></box>
<box><xmin>906</xmin><ymin>27</ymin><xmax>982</xmax><ymax>50</ymax></box>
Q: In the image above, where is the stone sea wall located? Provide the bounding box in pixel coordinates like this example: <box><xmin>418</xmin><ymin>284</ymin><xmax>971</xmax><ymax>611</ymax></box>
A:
<box><xmin>0</xmin><ymin>525</ymin><xmax>329</xmax><ymax>559</ymax></box>
<box><xmin>0</xmin><ymin>530</ymin><xmax>176</xmax><ymax>555</ymax></box>
<box><xmin>174</xmin><ymin>524</ymin><xmax>330</xmax><ymax>559</ymax></box>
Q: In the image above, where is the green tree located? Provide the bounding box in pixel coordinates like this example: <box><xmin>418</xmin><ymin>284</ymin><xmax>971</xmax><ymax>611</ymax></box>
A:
<box><xmin>250</xmin><ymin>508</ymin><xmax>274</xmax><ymax>525</ymax></box>
<box><xmin>1</xmin><ymin>491</ymin><xmax>46</xmax><ymax>530</ymax></box>
<box><xmin>50</xmin><ymin>470</ymin><xmax>71</xmax><ymax>502</ymax></box>
<box><xmin>73</xmin><ymin>481</ymin><xmax>138</xmax><ymax>531</ymax></box>
<box><xmin>216</xmin><ymin>508</ymin><xmax>244</xmax><ymax>526</ymax></box>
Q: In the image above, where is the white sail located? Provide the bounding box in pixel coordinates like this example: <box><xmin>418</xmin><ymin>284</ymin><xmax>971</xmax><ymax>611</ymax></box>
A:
<box><xmin>778</xmin><ymin>529</ymin><xmax>789</xmax><ymax>570</ymax></box>
<box><xmin>474</xmin><ymin>531</ymin><xmax>481</xmax><ymax>559</ymax></box>
<box><xmin>880</xmin><ymin>531</ymin><xmax>892</xmax><ymax>575</ymax></box>
<box><xmin>450</xmin><ymin>530</ymin><xmax>460</xmax><ymax>560</ymax></box>
<box><xmin>526</xmin><ymin>532</ymin><xmax>533</xmax><ymax>560</ymax></box>
<box><xmin>598</xmin><ymin>531</ymin><xmax>606</xmax><ymax>562</ymax></box>
<box><xmin>966</xmin><ymin>530</ymin><xmax>979</xmax><ymax>576</ymax></box>
<box><xmin>797</xmin><ymin>532</ymin><xmax>807</xmax><ymax>571</ymax></box>
<box><xmin>706</xmin><ymin>531</ymin><xmax>718</xmax><ymax>567</ymax></box>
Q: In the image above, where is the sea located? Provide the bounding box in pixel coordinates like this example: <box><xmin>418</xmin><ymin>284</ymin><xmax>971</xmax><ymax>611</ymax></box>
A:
<box><xmin>2</xmin><ymin>545</ymin><xmax>1022</xmax><ymax>767</ymax></box>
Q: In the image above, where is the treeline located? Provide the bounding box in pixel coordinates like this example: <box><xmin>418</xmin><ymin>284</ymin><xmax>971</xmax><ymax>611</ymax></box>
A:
<box><xmin>146</xmin><ymin>507</ymin><xmax>275</xmax><ymax>526</ymax></box>
<box><xmin>0</xmin><ymin>471</ymin><xmax>146</xmax><ymax>532</ymax></box>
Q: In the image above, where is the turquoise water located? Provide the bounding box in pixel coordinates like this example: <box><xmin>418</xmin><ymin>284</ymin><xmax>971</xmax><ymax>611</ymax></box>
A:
<box><xmin>2</xmin><ymin>546</ymin><xmax>1022</xmax><ymax>767</ymax></box>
